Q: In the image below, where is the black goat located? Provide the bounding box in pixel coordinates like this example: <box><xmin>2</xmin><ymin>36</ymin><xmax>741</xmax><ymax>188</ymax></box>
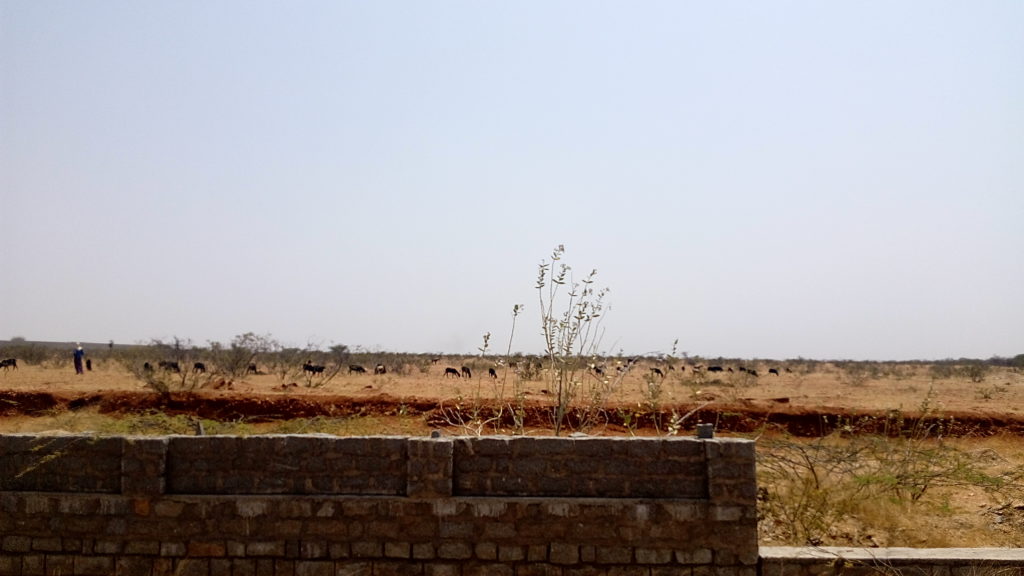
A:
<box><xmin>158</xmin><ymin>361</ymin><xmax>181</xmax><ymax>373</ymax></box>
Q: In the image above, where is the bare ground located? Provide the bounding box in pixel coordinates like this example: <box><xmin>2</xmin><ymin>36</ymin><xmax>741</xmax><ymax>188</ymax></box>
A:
<box><xmin>1</xmin><ymin>361</ymin><xmax>1022</xmax><ymax>437</ymax></box>
<box><xmin>2</xmin><ymin>360</ymin><xmax>1024</xmax><ymax>547</ymax></box>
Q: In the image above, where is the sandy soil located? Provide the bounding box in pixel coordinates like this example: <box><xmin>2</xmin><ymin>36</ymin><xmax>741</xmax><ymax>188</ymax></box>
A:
<box><xmin>2</xmin><ymin>360</ymin><xmax>1022</xmax><ymax>436</ymax></box>
<box><xmin>2</xmin><ymin>359</ymin><xmax>1023</xmax><ymax>548</ymax></box>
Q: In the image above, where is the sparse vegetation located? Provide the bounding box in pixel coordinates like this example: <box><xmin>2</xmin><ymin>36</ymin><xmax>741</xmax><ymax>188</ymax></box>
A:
<box><xmin>756</xmin><ymin>392</ymin><xmax>1024</xmax><ymax>546</ymax></box>
<box><xmin>3</xmin><ymin>329</ymin><xmax>1024</xmax><ymax>548</ymax></box>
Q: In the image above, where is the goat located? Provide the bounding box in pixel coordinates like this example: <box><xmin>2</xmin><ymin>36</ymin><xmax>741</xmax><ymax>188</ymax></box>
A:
<box><xmin>374</xmin><ymin>364</ymin><xmax>387</xmax><ymax>375</ymax></box>
<box><xmin>143</xmin><ymin>362</ymin><xmax>153</xmax><ymax>373</ymax></box>
<box><xmin>708</xmin><ymin>366</ymin><xmax>724</xmax><ymax>373</ymax></box>
<box><xmin>304</xmin><ymin>362</ymin><xmax>326</xmax><ymax>375</ymax></box>
<box><xmin>246</xmin><ymin>363</ymin><xmax>259</xmax><ymax>374</ymax></box>
<box><xmin>0</xmin><ymin>358</ymin><xmax>17</xmax><ymax>371</ymax></box>
<box><xmin>650</xmin><ymin>367</ymin><xmax>665</xmax><ymax>378</ymax></box>
<box><xmin>444</xmin><ymin>367</ymin><xmax>461</xmax><ymax>378</ymax></box>
<box><xmin>193</xmin><ymin>362</ymin><xmax>207</xmax><ymax>374</ymax></box>
<box><xmin>158</xmin><ymin>361</ymin><xmax>181</xmax><ymax>373</ymax></box>
<box><xmin>769</xmin><ymin>368</ymin><xmax>780</xmax><ymax>376</ymax></box>
<box><xmin>461</xmin><ymin>366</ymin><xmax>472</xmax><ymax>378</ymax></box>
<box><xmin>488</xmin><ymin>367</ymin><xmax>498</xmax><ymax>378</ymax></box>
<box><xmin>348</xmin><ymin>364</ymin><xmax>366</xmax><ymax>374</ymax></box>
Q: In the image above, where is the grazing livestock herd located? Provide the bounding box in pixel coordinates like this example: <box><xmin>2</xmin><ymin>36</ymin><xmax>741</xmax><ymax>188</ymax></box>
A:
<box><xmin>586</xmin><ymin>359</ymin><xmax>788</xmax><ymax>380</ymax></box>
<box><xmin>0</xmin><ymin>353</ymin><xmax>794</xmax><ymax>389</ymax></box>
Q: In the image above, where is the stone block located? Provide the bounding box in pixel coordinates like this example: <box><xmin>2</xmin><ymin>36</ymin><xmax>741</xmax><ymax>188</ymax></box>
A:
<box><xmin>636</xmin><ymin>548</ymin><xmax>674</xmax><ymax>565</ymax></box>
<box><xmin>411</xmin><ymin>543</ymin><xmax>435</xmax><ymax>560</ymax></box>
<box><xmin>295</xmin><ymin>561</ymin><xmax>334</xmax><ymax>576</ymax></box>
<box><xmin>246</xmin><ymin>541</ymin><xmax>286</xmax><ymax>557</ymax></box>
<box><xmin>175</xmin><ymin>558</ymin><xmax>211</xmax><ymax>576</ymax></box>
<box><xmin>0</xmin><ymin>555</ymin><xmax>19</xmax><ymax>576</ymax></box>
<box><xmin>550</xmin><ymin>542</ymin><xmax>580</xmax><ymax>565</ymax></box>
<box><xmin>335</xmin><ymin>562</ymin><xmax>373</xmax><ymax>576</ymax></box>
<box><xmin>517</xmin><ymin>565</ymin><xmax>564</xmax><ymax>576</ymax></box>
<box><xmin>677</xmin><ymin>548</ymin><xmax>713</xmax><ymax>565</ymax></box>
<box><xmin>351</xmin><ymin>541</ymin><xmax>382</xmax><ymax>558</ymax></box>
<box><xmin>407</xmin><ymin>437</ymin><xmax>453</xmax><ymax>498</ymax></box>
<box><xmin>256</xmin><ymin>559</ymin><xmax>277</xmax><ymax>576</ymax></box>
<box><xmin>608</xmin><ymin>568</ymin><xmax>651</xmax><ymax>576</ymax></box>
<box><xmin>424</xmin><ymin>564</ymin><xmax>460</xmax><ymax>576</ymax></box>
<box><xmin>210</xmin><ymin>559</ymin><xmax>232</xmax><ymax>576</ymax></box>
<box><xmin>153</xmin><ymin>558</ymin><xmax>175</xmax><ymax>576</ymax></box>
<box><xmin>21</xmin><ymin>555</ymin><xmax>43</xmax><ymax>576</ymax></box>
<box><xmin>73</xmin><ymin>555</ymin><xmax>116</xmax><ymax>576</ymax></box>
<box><xmin>123</xmin><ymin>437</ymin><xmax>168</xmax><ymax>495</ymax></box>
<box><xmin>563</xmin><ymin>567</ymin><xmax>608</xmax><ymax>576</ymax></box>
<box><xmin>464</xmin><ymin>562</ymin><xmax>514</xmax><ymax>576</ymax></box>
<box><xmin>652</xmin><ymin>567</ymin><xmax>693</xmax><ymax>576</ymax></box>
<box><xmin>498</xmin><ymin>545</ymin><xmax>526</xmax><ymax>562</ymax></box>
<box><xmin>45</xmin><ymin>556</ymin><xmax>73</xmax><ymax>575</ymax></box>
<box><xmin>232</xmin><ymin>559</ymin><xmax>256</xmax><ymax>576</ymax></box>
<box><xmin>161</xmin><ymin>541</ymin><xmax>187</xmax><ymax>557</ymax></box>
<box><xmin>474</xmin><ymin>542</ymin><xmax>498</xmax><ymax>561</ymax></box>
<box><xmin>437</xmin><ymin>542</ymin><xmax>473</xmax><ymax>560</ymax></box>
<box><xmin>185</xmin><ymin>540</ymin><xmax>225</xmax><ymax>557</ymax></box>
<box><xmin>595</xmin><ymin>546</ymin><xmax>633</xmax><ymax>564</ymax></box>
<box><xmin>528</xmin><ymin>544</ymin><xmax>549</xmax><ymax>562</ymax></box>
<box><xmin>374</xmin><ymin>562</ymin><xmax>427</xmax><ymax>576</ymax></box>
<box><xmin>384</xmin><ymin>542</ymin><xmax>411</xmax><ymax>559</ymax></box>
<box><xmin>92</xmin><ymin>539</ymin><xmax>121</xmax><ymax>554</ymax></box>
<box><xmin>300</xmin><ymin>541</ymin><xmax>328</xmax><ymax>559</ymax></box>
<box><xmin>2</xmin><ymin>536</ymin><xmax>31</xmax><ymax>552</ymax></box>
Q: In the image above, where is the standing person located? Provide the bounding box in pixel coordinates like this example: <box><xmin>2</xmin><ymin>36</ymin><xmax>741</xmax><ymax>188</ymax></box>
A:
<box><xmin>73</xmin><ymin>344</ymin><xmax>85</xmax><ymax>375</ymax></box>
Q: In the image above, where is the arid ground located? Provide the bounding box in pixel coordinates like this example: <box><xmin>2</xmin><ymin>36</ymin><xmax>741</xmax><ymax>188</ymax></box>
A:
<box><xmin>2</xmin><ymin>359</ymin><xmax>1023</xmax><ymax>437</ymax></box>
<box><xmin>2</xmin><ymin>358</ymin><xmax>1023</xmax><ymax>548</ymax></box>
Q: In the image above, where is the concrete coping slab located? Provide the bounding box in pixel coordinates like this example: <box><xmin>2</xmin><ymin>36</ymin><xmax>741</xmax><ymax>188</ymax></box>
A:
<box><xmin>761</xmin><ymin>547</ymin><xmax>1024</xmax><ymax>564</ymax></box>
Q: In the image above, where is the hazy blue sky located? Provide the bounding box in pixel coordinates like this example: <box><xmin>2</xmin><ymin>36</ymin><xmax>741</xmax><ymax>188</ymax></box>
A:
<box><xmin>2</xmin><ymin>2</ymin><xmax>1021</xmax><ymax>360</ymax></box>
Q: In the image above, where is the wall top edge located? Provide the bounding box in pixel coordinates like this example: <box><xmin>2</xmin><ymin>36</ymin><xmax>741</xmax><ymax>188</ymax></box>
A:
<box><xmin>761</xmin><ymin>547</ymin><xmax>1024</xmax><ymax>562</ymax></box>
<box><xmin>0</xmin><ymin>433</ymin><xmax>753</xmax><ymax>444</ymax></box>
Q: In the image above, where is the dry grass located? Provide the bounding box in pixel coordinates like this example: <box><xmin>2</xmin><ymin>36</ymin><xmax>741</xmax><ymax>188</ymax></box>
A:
<box><xmin>4</xmin><ymin>361</ymin><xmax>1023</xmax><ymax>415</ymax></box>
<box><xmin>3</xmin><ymin>360</ymin><xmax>1024</xmax><ymax>548</ymax></box>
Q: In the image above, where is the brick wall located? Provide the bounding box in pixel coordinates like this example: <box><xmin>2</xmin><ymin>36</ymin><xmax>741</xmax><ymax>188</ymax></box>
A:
<box><xmin>0</xmin><ymin>434</ymin><xmax>758</xmax><ymax>576</ymax></box>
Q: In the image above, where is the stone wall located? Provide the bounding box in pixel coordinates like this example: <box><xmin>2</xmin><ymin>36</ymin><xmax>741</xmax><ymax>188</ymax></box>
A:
<box><xmin>0</xmin><ymin>434</ymin><xmax>758</xmax><ymax>576</ymax></box>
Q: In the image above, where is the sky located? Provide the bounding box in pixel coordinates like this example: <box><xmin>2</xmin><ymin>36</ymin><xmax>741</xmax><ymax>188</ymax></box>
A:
<box><xmin>2</xmin><ymin>2</ymin><xmax>1022</xmax><ymax>361</ymax></box>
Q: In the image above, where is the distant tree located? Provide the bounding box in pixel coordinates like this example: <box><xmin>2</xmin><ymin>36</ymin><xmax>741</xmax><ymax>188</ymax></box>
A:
<box><xmin>118</xmin><ymin>337</ymin><xmax>208</xmax><ymax>400</ymax></box>
<box><xmin>210</xmin><ymin>332</ymin><xmax>280</xmax><ymax>377</ymax></box>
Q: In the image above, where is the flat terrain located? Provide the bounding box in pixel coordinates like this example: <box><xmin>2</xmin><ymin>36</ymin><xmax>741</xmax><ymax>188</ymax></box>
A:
<box><xmin>1</xmin><ymin>359</ymin><xmax>1022</xmax><ymax>436</ymax></box>
<box><xmin>2</xmin><ymin>358</ymin><xmax>1024</xmax><ymax>548</ymax></box>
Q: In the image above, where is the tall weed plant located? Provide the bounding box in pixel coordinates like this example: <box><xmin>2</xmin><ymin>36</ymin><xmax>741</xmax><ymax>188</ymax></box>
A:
<box><xmin>536</xmin><ymin>245</ymin><xmax>611</xmax><ymax>435</ymax></box>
